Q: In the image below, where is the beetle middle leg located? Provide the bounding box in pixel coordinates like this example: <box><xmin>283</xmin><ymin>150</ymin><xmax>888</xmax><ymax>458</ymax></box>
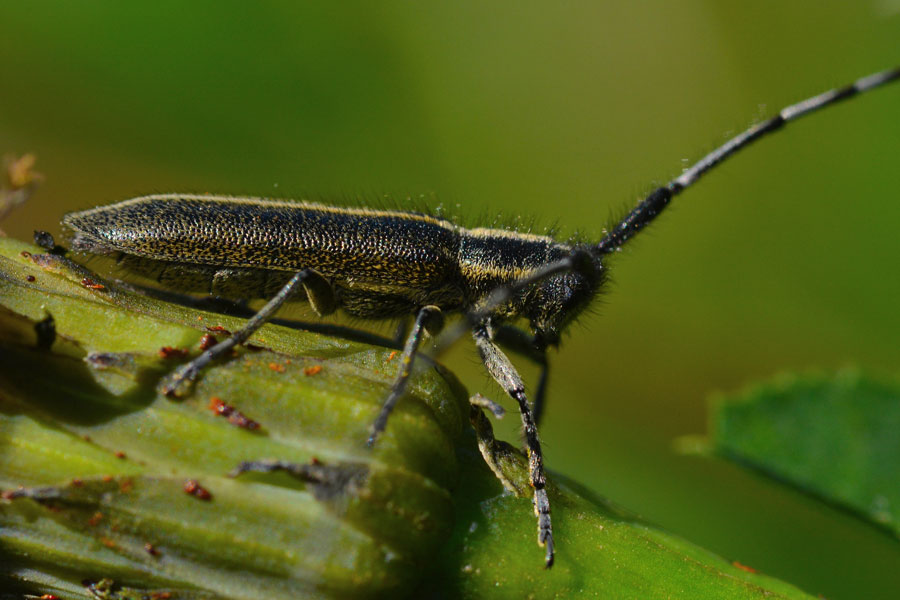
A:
<box><xmin>473</xmin><ymin>323</ymin><xmax>554</xmax><ymax>568</ymax></box>
<box><xmin>159</xmin><ymin>268</ymin><xmax>335</xmax><ymax>397</ymax></box>
<box><xmin>367</xmin><ymin>304</ymin><xmax>443</xmax><ymax>445</ymax></box>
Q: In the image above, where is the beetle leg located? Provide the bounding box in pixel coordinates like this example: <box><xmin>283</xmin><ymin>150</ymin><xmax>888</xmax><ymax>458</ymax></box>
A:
<box><xmin>230</xmin><ymin>458</ymin><xmax>368</xmax><ymax>500</ymax></box>
<box><xmin>367</xmin><ymin>304</ymin><xmax>443</xmax><ymax>445</ymax></box>
<box><xmin>469</xmin><ymin>393</ymin><xmax>531</xmax><ymax>497</ymax></box>
<box><xmin>299</xmin><ymin>269</ymin><xmax>336</xmax><ymax>317</ymax></box>
<box><xmin>493</xmin><ymin>325</ymin><xmax>550</xmax><ymax>425</ymax></box>
<box><xmin>159</xmin><ymin>269</ymin><xmax>329</xmax><ymax>397</ymax></box>
<box><xmin>473</xmin><ymin>323</ymin><xmax>554</xmax><ymax>568</ymax></box>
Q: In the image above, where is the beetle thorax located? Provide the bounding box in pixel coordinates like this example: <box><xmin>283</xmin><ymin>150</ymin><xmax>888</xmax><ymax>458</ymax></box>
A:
<box><xmin>458</xmin><ymin>230</ymin><xmax>603</xmax><ymax>344</ymax></box>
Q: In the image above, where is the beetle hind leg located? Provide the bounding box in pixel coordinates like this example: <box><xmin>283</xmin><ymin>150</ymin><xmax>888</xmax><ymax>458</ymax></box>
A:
<box><xmin>158</xmin><ymin>269</ymin><xmax>335</xmax><ymax>397</ymax></box>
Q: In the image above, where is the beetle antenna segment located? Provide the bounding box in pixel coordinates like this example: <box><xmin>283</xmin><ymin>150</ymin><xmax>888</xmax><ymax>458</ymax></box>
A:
<box><xmin>595</xmin><ymin>66</ymin><xmax>900</xmax><ymax>256</ymax></box>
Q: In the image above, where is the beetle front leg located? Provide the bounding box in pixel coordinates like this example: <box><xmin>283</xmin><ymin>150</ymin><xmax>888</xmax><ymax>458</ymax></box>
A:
<box><xmin>469</xmin><ymin>393</ymin><xmax>531</xmax><ymax>498</ymax></box>
<box><xmin>473</xmin><ymin>323</ymin><xmax>554</xmax><ymax>568</ymax></box>
<box><xmin>493</xmin><ymin>324</ymin><xmax>550</xmax><ymax>425</ymax></box>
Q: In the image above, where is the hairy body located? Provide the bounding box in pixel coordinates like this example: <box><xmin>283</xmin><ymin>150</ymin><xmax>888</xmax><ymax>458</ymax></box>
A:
<box><xmin>64</xmin><ymin>194</ymin><xmax>600</xmax><ymax>339</ymax></box>
<box><xmin>61</xmin><ymin>66</ymin><xmax>900</xmax><ymax>568</ymax></box>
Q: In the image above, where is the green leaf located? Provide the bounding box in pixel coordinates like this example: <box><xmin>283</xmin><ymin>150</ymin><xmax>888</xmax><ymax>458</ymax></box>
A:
<box><xmin>707</xmin><ymin>370</ymin><xmax>900</xmax><ymax>538</ymax></box>
<box><xmin>0</xmin><ymin>236</ymin><xmax>815</xmax><ymax>599</ymax></box>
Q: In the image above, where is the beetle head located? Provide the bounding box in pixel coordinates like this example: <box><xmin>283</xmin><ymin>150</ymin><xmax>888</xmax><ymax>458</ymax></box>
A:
<box><xmin>525</xmin><ymin>249</ymin><xmax>604</xmax><ymax>349</ymax></box>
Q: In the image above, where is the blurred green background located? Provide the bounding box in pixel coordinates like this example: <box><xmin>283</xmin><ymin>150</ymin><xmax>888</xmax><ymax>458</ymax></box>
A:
<box><xmin>2</xmin><ymin>2</ymin><xmax>899</xmax><ymax>598</ymax></box>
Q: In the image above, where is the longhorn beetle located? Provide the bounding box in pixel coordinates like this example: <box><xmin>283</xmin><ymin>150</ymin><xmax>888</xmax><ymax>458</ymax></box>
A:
<box><xmin>62</xmin><ymin>66</ymin><xmax>900</xmax><ymax>568</ymax></box>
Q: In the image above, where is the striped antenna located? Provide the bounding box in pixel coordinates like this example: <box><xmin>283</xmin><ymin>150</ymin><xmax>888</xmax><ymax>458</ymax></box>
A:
<box><xmin>595</xmin><ymin>66</ymin><xmax>900</xmax><ymax>256</ymax></box>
